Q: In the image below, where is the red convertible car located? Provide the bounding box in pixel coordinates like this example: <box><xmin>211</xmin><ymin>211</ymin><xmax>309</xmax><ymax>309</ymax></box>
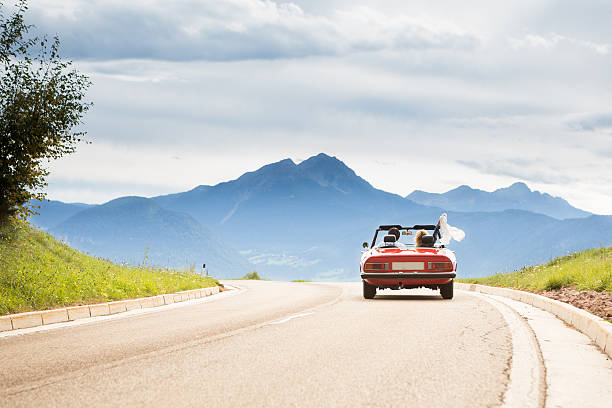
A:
<box><xmin>360</xmin><ymin>224</ymin><xmax>457</xmax><ymax>299</ymax></box>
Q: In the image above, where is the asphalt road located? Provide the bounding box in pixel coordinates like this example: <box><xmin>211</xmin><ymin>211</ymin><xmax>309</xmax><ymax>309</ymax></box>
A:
<box><xmin>0</xmin><ymin>280</ymin><xmax>539</xmax><ymax>407</ymax></box>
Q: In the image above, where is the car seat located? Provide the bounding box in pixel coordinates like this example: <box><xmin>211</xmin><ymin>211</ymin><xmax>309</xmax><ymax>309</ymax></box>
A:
<box><xmin>420</xmin><ymin>235</ymin><xmax>435</xmax><ymax>247</ymax></box>
<box><xmin>383</xmin><ymin>234</ymin><xmax>397</xmax><ymax>246</ymax></box>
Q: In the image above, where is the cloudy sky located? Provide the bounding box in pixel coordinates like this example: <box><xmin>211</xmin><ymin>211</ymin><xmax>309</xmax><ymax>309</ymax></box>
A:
<box><xmin>24</xmin><ymin>0</ymin><xmax>612</xmax><ymax>213</ymax></box>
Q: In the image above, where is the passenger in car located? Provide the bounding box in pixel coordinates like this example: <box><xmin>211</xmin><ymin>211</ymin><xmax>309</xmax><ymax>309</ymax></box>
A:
<box><xmin>415</xmin><ymin>229</ymin><xmax>429</xmax><ymax>247</ymax></box>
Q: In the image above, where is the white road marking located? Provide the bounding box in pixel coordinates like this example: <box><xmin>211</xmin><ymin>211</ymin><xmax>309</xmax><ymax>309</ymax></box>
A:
<box><xmin>269</xmin><ymin>312</ymin><xmax>314</xmax><ymax>325</ymax></box>
<box><xmin>0</xmin><ymin>285</ymin><xmax>245</xmax><ymax>339</ymax></box>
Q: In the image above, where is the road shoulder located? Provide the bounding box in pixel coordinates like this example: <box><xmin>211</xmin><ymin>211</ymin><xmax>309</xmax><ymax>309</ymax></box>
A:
<box><xmin>0</xmin><ymin>286</ymin><xmax>226</xmax><ymax>338</ymax></box>
<box><xmin>462</xmin><ymin>289</ymin><xmax>612</xmax><ymax>408</ymax></box>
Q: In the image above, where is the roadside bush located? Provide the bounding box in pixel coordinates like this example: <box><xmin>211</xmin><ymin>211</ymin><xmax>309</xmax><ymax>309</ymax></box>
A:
<box><xmin>543</xmin><ymin>274</ymin><xmax>574</xmax><ymax>291</ymax></box>
<box><xmin>242</xmin><ymin>271</ymin><xmax>262</xmax><ymax>280</ymax></box>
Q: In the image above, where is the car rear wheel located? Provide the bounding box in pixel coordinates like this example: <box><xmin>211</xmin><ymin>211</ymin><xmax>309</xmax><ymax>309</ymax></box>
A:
<box><xmin>440</xmin><ymin>280</ymin><xmax>454</xmax><ymax>299</ymax></box>
<box><xmin>363</xmin><ymin>281</ymin><xmax>376</xmax><ymax>299</ymax></box>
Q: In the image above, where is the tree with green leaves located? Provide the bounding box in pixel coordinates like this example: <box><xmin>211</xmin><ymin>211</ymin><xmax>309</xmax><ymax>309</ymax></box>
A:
<box><xmin>0</xmin><ymin>0</ymin><xmax>91</xmax><ymax>222</ymax></box>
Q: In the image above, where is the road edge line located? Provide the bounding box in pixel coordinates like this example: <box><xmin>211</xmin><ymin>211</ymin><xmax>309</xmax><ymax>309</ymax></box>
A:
<box><xmin>0</xmin><ymin>286</ymin><xmax>222</xmax><ymax>333</ymax></box>
<box><xmin>464</xmin><ymin>290</ymin><xmax>546</xmax><ymax>408</ymax></box>
<box><xmin>456</xmin><ymin>283</ymin><xmax>612</xmax><ymax>359</ymax></box>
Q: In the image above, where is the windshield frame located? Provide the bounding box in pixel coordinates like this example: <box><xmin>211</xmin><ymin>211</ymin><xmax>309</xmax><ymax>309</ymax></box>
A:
<box><xmin>370</xmin><ymin>224</ymin><xmax>440</xmax><ymax>248</ymax></box>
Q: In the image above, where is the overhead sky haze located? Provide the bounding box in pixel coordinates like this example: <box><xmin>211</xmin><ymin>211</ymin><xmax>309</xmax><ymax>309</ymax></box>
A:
<box><xmin>24</xmin><ymin>0</ymin><xmax>612</xmax><ymax>213</ymax></box>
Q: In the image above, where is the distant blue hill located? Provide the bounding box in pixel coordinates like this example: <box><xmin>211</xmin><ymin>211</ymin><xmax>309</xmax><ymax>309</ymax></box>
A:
<box><xmin>31</xmin><ymin>153</ymin><xmax>612</xmax><ymax>280</ymax></box>
<box><xmin>29</xmin><ymin>199</ymin><xmax>95</xmax><ymax>230</ymax></box>
<box><xmin>406</xmin><ymin>182</ymin><xmax>590</xmax><ymax>220</ymax></box>
<box><xmin>50</xmin><ymin>196</ymin><xmax>251</xmax><ymax>277</ymax></box>
<box><xmin>442</xmin><ymin>210</ymin><xmax>612</xmax><ymax>276</ymax></box>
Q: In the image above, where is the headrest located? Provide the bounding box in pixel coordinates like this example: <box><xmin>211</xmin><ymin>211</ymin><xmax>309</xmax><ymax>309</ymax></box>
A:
<box><xmin>421</xmin><ymin>235</ymin><xmax>435</xmax><ymax>247</ymax></box>
<box><xmin>383</xmin><ymin>234</ymin><xmax>397</xmax><ymax>243</ymax></box>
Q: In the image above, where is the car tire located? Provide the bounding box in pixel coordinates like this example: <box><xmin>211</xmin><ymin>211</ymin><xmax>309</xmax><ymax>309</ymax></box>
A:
<box><xmin>363</xmin><ymin>281</ymin><xmax>376</xmax><ymax>299</ymax></box>
<box><xmin>440</xmin><ymin>280</ymin><xmax>454</xmax><ymax>299</ymax></box>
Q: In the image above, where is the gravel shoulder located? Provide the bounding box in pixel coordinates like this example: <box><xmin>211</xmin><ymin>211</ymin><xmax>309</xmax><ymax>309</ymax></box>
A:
<box><xmin>540</xmin><ymin>288</ymin><xmax>612</xmax><ymax>320</ymax></box>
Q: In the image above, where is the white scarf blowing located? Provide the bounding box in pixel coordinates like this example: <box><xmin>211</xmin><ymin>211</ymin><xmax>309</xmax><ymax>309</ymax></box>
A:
<box><xmin>438</xmin><ymin>213</ymin><xmax>465</xmax><ymax>245</ymax></box>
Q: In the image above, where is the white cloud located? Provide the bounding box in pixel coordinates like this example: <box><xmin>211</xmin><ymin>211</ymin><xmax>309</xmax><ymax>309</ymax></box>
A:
<box><xmin>567</xmin><ymin>112</ymin><xmax>612</xmax><ymax>133</ymax></box>
<box><xmin>31</xmin><ymin>0</ymin><xmax>478</xmax><ymax>61</ymax></box>
<box><xmin>509</xmin><ymin>33</ymin><xmax>609</xmax><ymax>55</ymax></box>
<box><xmin>18</xmin><ymin>0</ymin><xmax>612</xmax><ymax>215</ymax></box>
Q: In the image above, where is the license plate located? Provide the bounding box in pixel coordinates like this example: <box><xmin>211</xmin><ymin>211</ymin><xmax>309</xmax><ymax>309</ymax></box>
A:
<box><xmin>392</xmin><ymin>262</ymin><xmax>424</xmax><ymax>271</ymax></box>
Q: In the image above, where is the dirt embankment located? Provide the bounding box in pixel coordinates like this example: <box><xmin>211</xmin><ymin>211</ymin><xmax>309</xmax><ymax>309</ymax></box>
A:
<box><xmin>541</xmin><ymin>288</ymin><xmax>612</xmax><ymax>320</ymax></box>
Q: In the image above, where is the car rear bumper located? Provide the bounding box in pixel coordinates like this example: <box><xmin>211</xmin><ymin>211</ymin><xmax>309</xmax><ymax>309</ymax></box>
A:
<box><xmin>361</xmin><ymin>272</ymin><xmax>456</xmax><ymax>280</ymax></box>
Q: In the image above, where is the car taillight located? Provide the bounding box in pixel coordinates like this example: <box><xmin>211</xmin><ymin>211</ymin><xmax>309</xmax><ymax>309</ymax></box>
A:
<box><xmin>428</xmin><ymin>262</ymin><xmax>453</xmax><ymax>271</ymax></box>
<box><xmin>364</xmin><ymin>262</ymin><xmax>389</xmax><ymax>271</ymax></box>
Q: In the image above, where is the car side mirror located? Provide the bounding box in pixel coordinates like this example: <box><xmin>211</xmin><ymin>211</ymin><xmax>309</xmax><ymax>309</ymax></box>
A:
<box><xmin>362</xmin><ymin>242</ymin><xmax>369</xmax><ymax>248</ymax></box>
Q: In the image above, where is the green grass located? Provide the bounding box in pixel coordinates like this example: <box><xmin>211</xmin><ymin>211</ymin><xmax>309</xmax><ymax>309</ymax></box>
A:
<box><xmin>291</xmin><ymin>280</ymin><xmax>311</xmax><ymax>282</ymax></box>
<box><xmin>460</xmin><ymin>247</ymin><xmax>612</xmax><ymax>293</ymax></box>
<box><xmin>0</xmin><ymin>219</ymin><xmax>219</xmax><ymax>316</ymax></box>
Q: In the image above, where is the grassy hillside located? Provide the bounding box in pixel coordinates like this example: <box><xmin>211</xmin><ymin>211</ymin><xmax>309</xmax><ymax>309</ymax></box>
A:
<box><xmin>0</xmin><ymin>219</ymin><xmax>219</xmax><ymax>316</ymax></box>
<box><xmin>460</xmin><ymin>247</ymin><xmax>612</xmax><ymax>292</ymax></box>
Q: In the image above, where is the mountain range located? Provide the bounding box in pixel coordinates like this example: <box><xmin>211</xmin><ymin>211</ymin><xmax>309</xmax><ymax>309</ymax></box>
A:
<box><xmin>406</xmin><ymin>183</ymin><xmax>590</xmax><ymax>219</ymax></box>
<box><xmin>31</xmin><ymin>153</ymin><xmax>612</xmax><ymax>280</ymax></box>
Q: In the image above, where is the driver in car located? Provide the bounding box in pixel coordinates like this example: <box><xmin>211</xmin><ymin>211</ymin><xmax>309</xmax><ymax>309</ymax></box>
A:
<box><xmin>388</xmin><ymin>227</ymin><xmax>401</xmax><ymax>242</ymax></box>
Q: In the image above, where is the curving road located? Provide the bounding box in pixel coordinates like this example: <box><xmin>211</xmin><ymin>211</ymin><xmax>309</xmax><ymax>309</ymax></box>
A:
<box><xmin>0</xmin><ymin>281</ymin><xmax>610</xmax><ymax>407</ymax></box>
